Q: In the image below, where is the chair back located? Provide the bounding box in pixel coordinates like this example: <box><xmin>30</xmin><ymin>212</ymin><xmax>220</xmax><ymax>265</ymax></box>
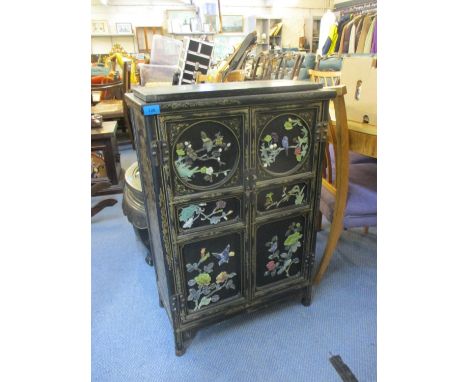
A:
<box><xmin>309</xmin><ymin>69</ymin><xmax>341</xmax><ymax>87</ymax></box>
<box><xmin>321</xmin><ymin>85</ymin><xmax>350</xmax><ymax>215</ymax></box>
<box><xmin>91</xmin><ymin>80</ymin><xmax>124</xmax><ymax>102</ymax></box>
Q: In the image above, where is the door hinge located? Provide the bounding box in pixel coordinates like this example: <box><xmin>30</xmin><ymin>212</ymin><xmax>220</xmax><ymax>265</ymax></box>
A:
<box><xmin>170</xmin><ymin>293</ymin><xmax>185</xmax><ymax>312</ymax></box>
<box><xmin>315</xmin><ymin>122</ymin><xmax>328</xmax><ymax>143</ymax></box>
<box><xmin>150</xmin><ymin>140</ymin><xmax>168</xmax><ymax>166</ymax></box>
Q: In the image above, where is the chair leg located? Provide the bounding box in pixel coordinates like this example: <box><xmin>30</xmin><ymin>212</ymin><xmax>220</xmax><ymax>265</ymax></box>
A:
<box><xmin>313</xmin><ymin>219</ymin><xmax>343</xmax><ymax>285</ymax></box>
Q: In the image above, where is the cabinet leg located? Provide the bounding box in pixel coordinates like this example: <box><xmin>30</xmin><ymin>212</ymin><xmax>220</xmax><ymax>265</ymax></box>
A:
<box><xmin>145</xmin><ymin>252</ymin><xmax>154</xmax><ymax>266</ymax></box>
<box><xmin>301</xmin><ymin>287</ymin><xmax>313</xmax><ymax>307</ymax></box>
<box><xmin>158</xmin><ymin>291</ymin><xmax>164</xmax><ymax>308</ymax></box>
<box><xmin>183</xmin><ymin>329</ymin><xmax>196</xmax><ymax>341</ymax></box>
<box><xmin>174</xmin><ymin>331</ymin><xmax>186</xmax><ymax>356</ymax></box>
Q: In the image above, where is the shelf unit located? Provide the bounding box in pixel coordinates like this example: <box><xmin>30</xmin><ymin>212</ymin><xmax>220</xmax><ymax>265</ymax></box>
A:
<box><xmin>255</xmin><ymin>18</ymin><xmax>282</xmax><ymax>53</ymax></box>
<box><xmin>92</xmin><ymin>34</ymin><xmax>134</xmax><ymax>37</ymax></box>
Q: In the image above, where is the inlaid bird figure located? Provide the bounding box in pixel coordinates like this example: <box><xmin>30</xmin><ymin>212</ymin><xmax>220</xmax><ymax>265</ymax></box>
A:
<box><xmin>268</xmin><ymin>237</ymin><xmax>278</xmax><ymax>253</ymax></box>
<box><xmin>282</xmin><ymin>136</ymin><xmax>289</xmax><ymax>155</ymax></box>
<box><xmin>213</xmin><ymin>244</ymin><xmax>234</xmax><ymax>266</ymax></box>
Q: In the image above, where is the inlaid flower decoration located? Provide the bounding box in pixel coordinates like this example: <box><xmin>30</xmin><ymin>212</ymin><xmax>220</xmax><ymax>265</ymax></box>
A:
<box><xmin>186</xmin><ymin>245</ymin><xmax>237</xmax><ymax>311</ymax></box>
<box><xmin>264</xmin><ymin>222</ymin><xmax>302</xmax><ymax>278</ymax></box>
<box><xmin>179</xmin><ymin>200</ymin><xmax>234</xmax><ymax>229</ymax></box>
<box><xmin>264</xmin><ymin>184</ymin><xmax>305</xmax><ymax>210</ymax></box>
<box><xmin>175</xmin><ymin>131</ymin><xmax>232</xmax><ymax>182</ymax></box>
<box><xmin>260</xmin><ymin>118</ymin><xmax>309</xmax><ymax>168</ymax></box>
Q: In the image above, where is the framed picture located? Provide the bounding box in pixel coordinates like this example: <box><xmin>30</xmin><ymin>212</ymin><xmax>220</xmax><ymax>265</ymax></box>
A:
<box><xmin>116</xmin><ymin>22</ymin><xmax>133</xmax><ymax>34</ymax></box>
<box><xmin>221</xmin><ymin>15</ymin><xmax>244</xmax><ymax>33</ymax></box>
<box><xmin>91</xmin><ymin>20</ymin><xmax>109</xmax><ymax>35</ymax></box>
<box><xmin>167</xmin><ymin>9</ymin><xmax>196</xmax><ymax>33</ymax></box>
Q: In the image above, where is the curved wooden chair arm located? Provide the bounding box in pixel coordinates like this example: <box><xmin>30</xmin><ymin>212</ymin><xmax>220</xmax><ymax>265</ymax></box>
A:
<box><xmin>91</xmin><ymin>81</ymin><xmax>123</xmax><ymax>91</ymax></box>
<box><xmin>314</xmin><ymin>84</ymin><xmax>350</xmax><ymax>284</ymax></box>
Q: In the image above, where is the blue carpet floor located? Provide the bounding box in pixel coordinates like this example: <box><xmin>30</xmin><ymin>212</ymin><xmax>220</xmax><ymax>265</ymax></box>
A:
<box><xmin>92</xmin><ymin>149</ymin><xmax>376</xmax><ymax>382</ymax></box>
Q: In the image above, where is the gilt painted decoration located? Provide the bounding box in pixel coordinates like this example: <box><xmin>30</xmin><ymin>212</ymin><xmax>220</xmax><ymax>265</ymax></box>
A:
<box><xmin>173</xmin><ymin>121</ymin><xmax>239</xmax><ymax>188</ymax></box>
<box><xmin>258</xmin><ymin>115</ymin><xmax>309</xmax><ymax>174</ymax></box>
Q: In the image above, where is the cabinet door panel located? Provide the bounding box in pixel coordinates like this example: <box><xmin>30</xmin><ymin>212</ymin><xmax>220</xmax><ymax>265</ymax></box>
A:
<box><xmin>176</xmin><ymin>195</ymin><xmax>242</xmax><ymax>233</ymax></box>
<box><xmin>160</xmin><ymin>109</ymin><xmax>248</xmax><ymax>197</ymax></box>
<box><xmin>252</xmin><ymin>103</ymin><xmax>321</xmax><ymax>182</ymax></box>
<box><xmin>181</xmin><ymin>231</ymin><xmax>246</xmax><ymax>316</ymax></box>
<box><xmin>255</xmin><ymin>215</ymin><xmax>308</xmax><ymax>289</ymax></box>
<box><xmin>257</xmin><ymin>181</ymin><xmax>309</xmax><ymax>214</ymax></box>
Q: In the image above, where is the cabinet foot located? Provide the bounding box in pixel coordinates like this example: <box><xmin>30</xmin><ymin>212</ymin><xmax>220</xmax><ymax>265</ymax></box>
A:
<box><xmin>173</xmin><ymin>329</ymin><xmax>196</xmax><ymax>356</ymax></box>
<box><xmin>174</xmin><ymin>331</ymin><xmax>186</xmax><ymax>356</ymax></box>
<box><xmin>301</xmin><ymin>287</ymin><xmax>314</xmax><ymax>307</ymax></box>
<box><xmin>183</xmin><ymin>329</ymin><xmax>196</xmax><ymax>341</ymax></box>
<box><xmin>145</xmin><ymin>253</ymin><xmax>154</xmax><ymax>266</ymax></box>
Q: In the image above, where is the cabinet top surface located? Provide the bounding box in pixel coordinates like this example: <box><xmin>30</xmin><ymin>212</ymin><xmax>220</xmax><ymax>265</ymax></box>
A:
<box><xmin>131</xmin><ymin>80</ymin><xmax>327</xmax><ymax>103</ymax></box>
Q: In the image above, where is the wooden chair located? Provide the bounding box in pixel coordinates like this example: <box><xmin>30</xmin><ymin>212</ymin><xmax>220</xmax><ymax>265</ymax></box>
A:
<box><xmin>309</xmin><ymin>69</ymin><xmax>341</xmax><ymax>87</ymax></box>
<box><xmin>91</xmin><ymin>182</ymin><xmax>118</xmax><ymax>217</ymax></box>
<box><xmin>311</xmin><ymin>68</ymin><xmax>374</xmax><ymax>167</ymax></box>
<box><xmin>92</xmin><ymin>61</ymin><xmax>134</xmax><ymax>149</ymax></box>
<box><xmin>314</xmin><ymin>85</ymin><xmax>377</xmax><ymax>284</ymax></box>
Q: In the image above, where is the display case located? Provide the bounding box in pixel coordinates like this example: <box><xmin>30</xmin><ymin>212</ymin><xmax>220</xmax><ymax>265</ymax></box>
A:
<box><xmin>125</xmin><ymin>81</ymin><xmax>335</xmax><ymax>355</ymax></box>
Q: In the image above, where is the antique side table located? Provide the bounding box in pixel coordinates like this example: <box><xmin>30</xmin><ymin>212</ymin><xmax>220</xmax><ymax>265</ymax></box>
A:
<box><xmin>91</xmin><ymin>120</ymin><xmax>123</xmax><ymax>195</ymax></box>
<box><xmin>125</xmin><ymin>80</ymin><xmax>335</xmax><ymax>355</ymax></box>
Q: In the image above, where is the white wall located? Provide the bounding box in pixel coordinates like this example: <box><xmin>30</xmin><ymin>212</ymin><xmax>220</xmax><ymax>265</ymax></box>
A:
<box><xmin>91</xmin><ymin>0</ymin><xmax>333</xmax><ymax>53</ymax></box>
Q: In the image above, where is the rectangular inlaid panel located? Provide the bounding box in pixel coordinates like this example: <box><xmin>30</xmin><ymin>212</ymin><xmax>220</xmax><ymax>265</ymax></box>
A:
<box><xmin>182</xmin><ymin>232</ymin><xmax>243</xmax><ymax>313</ymax></box>
<box><xmin>257</xmin><ymin>182</ymin><xmax>309</xmax><ymax>213</ymax></box>
<box><xmin>176</xmin><ymin>196</ymin><xmax>242</xmax><ymax>233</ymax></box>
<box><xmin>255</xmin><ymin>215</ymin><xmax>306</xmax><ymax>288</ymax></box>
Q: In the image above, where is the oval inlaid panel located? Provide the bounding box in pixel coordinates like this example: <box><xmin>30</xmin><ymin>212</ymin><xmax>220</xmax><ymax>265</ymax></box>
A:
<box><xmin>258</xmin><ymin>114</ymin><xmax>310</xmax><ymax>174</ymax></box>
<box><xmin>173</xmin><ymin>120</ymin><xmax>239</xmax><ymax>189</ymax></box>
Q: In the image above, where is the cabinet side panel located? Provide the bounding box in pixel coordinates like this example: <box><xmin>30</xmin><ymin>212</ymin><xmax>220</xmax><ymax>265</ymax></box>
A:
<box><xmin>130</xmin><ymin>107</ymin><xmax>173</xmax><ymax>320</ymax></box>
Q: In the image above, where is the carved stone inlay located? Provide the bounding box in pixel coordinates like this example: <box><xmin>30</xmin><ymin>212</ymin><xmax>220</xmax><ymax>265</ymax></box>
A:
<box><xmin>168</xmin><ymin>117</ymin><xmax>243</xmax><ymax>194</ymax></box>
<box><xmin>258</xmin><ymin>114</ymin><xmax>310</xmax><ymax>174</ymax></box>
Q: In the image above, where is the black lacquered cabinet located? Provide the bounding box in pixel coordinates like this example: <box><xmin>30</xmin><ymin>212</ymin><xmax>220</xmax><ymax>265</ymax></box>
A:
<box><xmin>125</xmin><ymin>81</ymin><xmax>335</xmax><ymax>355</ymax></box>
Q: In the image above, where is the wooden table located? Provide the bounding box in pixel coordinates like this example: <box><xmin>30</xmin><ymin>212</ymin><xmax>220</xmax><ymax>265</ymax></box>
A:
<box><xmin>329</xmin><ymin>105</ymin><xmax>377</xmax><ymax>158</ymax></box>
<box><xmin>91</xmin><ymin>121</ymin><xmax>123</xmax><ymax>195</ymax></box>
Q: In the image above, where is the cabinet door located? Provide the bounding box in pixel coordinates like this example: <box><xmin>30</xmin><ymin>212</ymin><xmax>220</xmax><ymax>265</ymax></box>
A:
<box><xmin>178</xmin><ymin>229</ymin><xmax>247</xmax><ymax>322</ymax></box>
<box><xmin>160</xmin><ymin>108</ymin><xmax>248</xmax><ymax>197</ymax></box>
<box><xmin>251</xmin><ymin>103</ymin><xmax>323</xmax><ymax>296</ymax></box>
<box><xmin>157</xmin><ymin>108</ymin><xmax>251</xmax><ymax>321</ymax></box>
